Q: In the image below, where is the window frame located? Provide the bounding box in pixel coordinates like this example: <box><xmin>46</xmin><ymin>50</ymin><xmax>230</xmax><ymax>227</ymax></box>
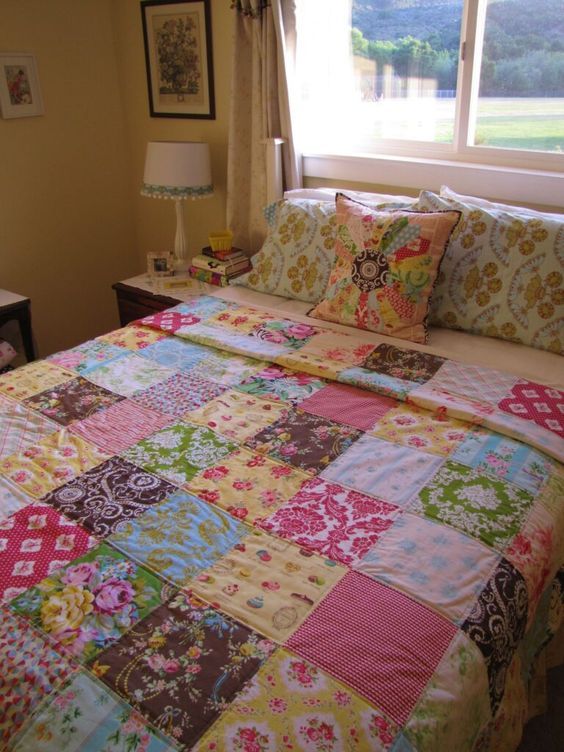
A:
<box><xmin>298</xmin><ymin>0</ymin><xmax>564</xmax><ymax>206</ymax></box>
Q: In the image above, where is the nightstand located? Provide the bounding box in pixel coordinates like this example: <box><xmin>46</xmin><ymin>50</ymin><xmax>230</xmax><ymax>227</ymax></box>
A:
<box><xmin>0</xmin><ymin>290</ymin><xmax>36</xmax><ymax>362</ymax></box>
<box><xmin>112</xmin><ymin>275</ymin><xmax>214</xmax><ymax>326</ymax></box>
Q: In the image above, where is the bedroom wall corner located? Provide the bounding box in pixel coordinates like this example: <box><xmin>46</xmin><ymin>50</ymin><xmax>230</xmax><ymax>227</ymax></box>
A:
<box><xmin>0</xmin><ymin>0</ymin><xmax>137</xmax><ymax>357</ymax></box>
<box><xmin>111</xmin><ymin>0</ymin><xmax>234</xmax><ymax>272</ymax></box>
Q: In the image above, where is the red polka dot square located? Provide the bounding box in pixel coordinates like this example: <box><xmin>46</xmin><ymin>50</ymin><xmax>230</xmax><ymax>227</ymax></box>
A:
<box><xmin>286</xmin><ymin>570</ymin><xmax>457</xmax><ymax>725</ymax></box>
<box><xmin>0</xmin><ymin>504</ymin><xmax>95</xmax><ymax>603</ymax></box>
<box><xmin>298</xmin><ymin>383</ymin><xmax>397</xmax><ymax>431</ymax></box>
<box><xmin>499</xmin><ymin>381</ymin><xmax>564</xmax><ymax>436</ymax></box>
<box><xmin>140</xmin><ymin>309</ymin><xmax>202</xmax><ymax>334</ymax></box>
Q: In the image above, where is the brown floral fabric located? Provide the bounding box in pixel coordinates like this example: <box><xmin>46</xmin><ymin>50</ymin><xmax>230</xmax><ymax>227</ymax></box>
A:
<box><xmin>363</xmin><ymin>344</ymin><xmax>446</xmax><ymax>384</ymax></box>
<box><xmin>24</xmin><ymin>377</ymin><xmax>124</xmax><ymax>425</ymax></box>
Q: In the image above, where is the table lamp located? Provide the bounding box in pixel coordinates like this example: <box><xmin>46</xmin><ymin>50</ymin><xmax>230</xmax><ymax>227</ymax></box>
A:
<box><xmin>141</xmin><ymin>141</ymin><xmax>213</xmax><ymax>271</ymax></box>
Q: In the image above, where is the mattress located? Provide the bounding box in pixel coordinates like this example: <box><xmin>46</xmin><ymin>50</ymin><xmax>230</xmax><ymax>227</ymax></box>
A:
<box><xmin>0</xmin><ymin>282</ymin><xmax>562</xmax><ymax>752</ymax></box>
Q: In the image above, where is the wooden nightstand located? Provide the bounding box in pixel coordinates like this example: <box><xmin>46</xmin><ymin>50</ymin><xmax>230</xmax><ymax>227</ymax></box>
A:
<box><xmin>0</xmin><ymin>290</ymin><xmax>36</xmax><ymax>362</ymax></box>
<box><xmin>112</xmin><ymin>275</ymin><xmax>214</xmax><ymax>327</ymax></box>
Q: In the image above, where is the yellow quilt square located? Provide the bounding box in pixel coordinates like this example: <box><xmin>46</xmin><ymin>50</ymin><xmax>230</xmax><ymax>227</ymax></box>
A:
<box><xmin>276</xmin><ymin>350</ymin><xmax>347</xmax><ymax>380</ymax></box>
<box><xmin>370</xmin><ymin>403</ymin><xmax>469</xmax><ymax>456</ymax></box>
<box><xmin>184</xmin><ymin>389</ymin><xmax>289</xmax><ymax>442</ymax></box>
<box><xmin>186</xmin><ymin>447</ymin><xmax>309</xmax><ymax>524</ymax></box>
<box><xmin>0</xmin><ymin>429</ymin><xmax>109</xmax><ymax>498</ymax></box>
<box><xmin>97</xmin><ymin>324</ymin><xmax>168</xmax><ymax>351</ymax></box>
<box><xmin>0</xmin><ymin>362</ymin><xmax>75</xmax><ymax>401</ymax></box>
<box><xmin>205</xmin><ymin>307</ymin><xmax>275</xmax><ymax>334</ymax></box>
<box><xmin>195</xmin><ymin>647</ymin><xmax>399</xmax><ymax>751</ymax></box>
<box><xmin>189</xmin><ymin>528</ymin><xmax>345</xmax><ymax>642</ymax></box>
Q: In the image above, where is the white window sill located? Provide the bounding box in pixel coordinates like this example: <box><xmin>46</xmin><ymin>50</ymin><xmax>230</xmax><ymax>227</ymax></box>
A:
<box><xmin>303</xmin><ymin>153</ymin><xmax>564</xmax><ymax>210</ymax></box>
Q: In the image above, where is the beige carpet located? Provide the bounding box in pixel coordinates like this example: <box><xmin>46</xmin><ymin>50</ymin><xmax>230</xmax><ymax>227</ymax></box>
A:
<box><xmin>518</xmin><ymin>664</ymin><xmax>564</xmax><ymax>751</ymax></box>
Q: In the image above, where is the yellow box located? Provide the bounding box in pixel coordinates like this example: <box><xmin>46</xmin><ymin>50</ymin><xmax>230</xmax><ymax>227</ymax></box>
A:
<box><xmin>209</xmin><ymin>230</ymin><xmax>233</xmax><ymax>252</ymax></box>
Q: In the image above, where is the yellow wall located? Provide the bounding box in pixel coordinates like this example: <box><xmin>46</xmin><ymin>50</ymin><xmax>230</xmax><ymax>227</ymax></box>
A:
<box><xmin>0</xmin><ymin>0</ymin><xmax>137</xmax><ymax>356</ymax></box>
<box><xmin>0</xmin><ymin>0</ymin><xmax>233</xmax><ymax>357</ymax></box>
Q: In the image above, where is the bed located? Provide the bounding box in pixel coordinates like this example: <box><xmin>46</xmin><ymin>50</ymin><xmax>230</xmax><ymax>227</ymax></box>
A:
<box><xmin>0</xmin><ymin>186</ymin><xmax>562</xmax><ymax>752</ymax></box>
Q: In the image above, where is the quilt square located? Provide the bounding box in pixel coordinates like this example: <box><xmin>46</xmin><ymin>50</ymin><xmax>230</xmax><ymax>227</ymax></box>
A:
<box><xmin>238</xmin><ymin>363</ymin><xmax>326</xmax><ymax>405</ymax></box>
<box><xmin>370</xmin><ymin>403</ymin><xmax>469</xmax><ymax>456</ymax></box>
<box><xmin>276</xmin><ymin>349</ymin><xmax>353</xmax><ymax>380</ymax></box>
<box><xmin>0</xmin><ymin>361</ymin><xmax>75</xmax><ymax>401</ymax></box>
<box><xmin>140</xmin><ymin>308</ymin><xmax>206</xmax><ymax>333</ymax></box>
<box><xmin>462</xmin><ymin>559</ymin><xmax>528</xmax><ymax>715</ymax></box>
<box><xmin>291</xmin><ymin>331</ymin><xmax>376</xmax><ymax>367</ymax></box>
<box><xmin>86</xmin><ymin>353</ymin><xmax>174</xmax><ymax>397</ymax></box>
<box><xmin>250</xmin><ymin>319</ymin><xmax>320</xmax><ymax>350</ymax></box>
<box><xmin>133</xmin><ymin>371</ymin><xmax>227</xmax><ymax>417</ymax></box>
<box><xmin>499</xmin><ymin>381</ymin><xmax>564</xmax><ymax>436</ymax></box>
<box><xmin>260</xmin><ymin>477</ymin><xmax>400</xmax><ymax>566</ymax></box>
<box><xmin>321</xmin><ymin>435</ymin><xmax>443</xmax><ymax>507</ymax></box>
<box><xmin>0</xmin><ymin>504</ymin><xmax>95</xmax><ymax>604</ymax></box>
<box><xmin>11</xmin><ymin>670</ymin><xmax>175</xmax><ymax>752</ymax></box>
<box><xmin>186</xmin><ymin>389</ymin><xmax>289</xmax><ymax>442</ymax></box>
<box><xmin>195</xmin><ymin>648</ymin><xmax>400</xmax><ymax>752</ymax></box>
<box><xmin>70</xmin><ymin>399</ymin><xmax>174</xmax><ymax>455</ymax></box>
<box><xmin>24</xmin><ymin>377</ymin><xmax>124</xmax><ymax>426</ymax></box>
<box><xmin>338</xmin><ymin>366</ymin><xmax>415</xmax><ymax>401</ymax></box>
<box><xmin>121</xmin><ymin>422</ymin><xmax>237</xmax><ymax>486</ymax></box>
<box><xmin>453</xmin><ymin>426</ymin><xmax>554</xmax><ymax>494</ymax></box>
<box><xmin>95</xmin><ymin>591</ymin><xmax>274</xmax><ymax>749</ymax></box>
<box><xmin>190</xmin><ymin>529</ymin><xmax>346</xmax><ymax>642</ymax></box>
<box><xmin>0</xmin><ymin>607</ymin><xmax>75</xmax><ymax>748</ymax></box>
<box><xmin>410</xmin><ymin>460</ymin><xmax>535</xmax><ymax>551</ymax></box>
<box><xmin>0</xmin><ymin>477</ymin><xmax>33</xmax><ymax>522</ymax></box>
<box><xmin>186</xmin><ymin>447</ymin><xmax>309</xmax><ymax>524</ymax></box>
<box><xmin>0</xmin><ymin>394</ymin><xmax>58</xmax><ymax>460</ymax></box>
<box><xmin>0</xmin><ymin>430</ymin><xmax>109</xmax><ymax>498</ymax></box>
<box><xmin>427</xmin><ymin>360</ymin><xmax>519</xmax><ymax>405</ymax></box>
<box><xmin>355</xmin><ymin>512</ymin><xmax>500</xmax><ymax>623</ymax></box>
<box><xmin>189</xmin><ymin>349</ymin><xmax>267</xmax><ymax>387</ymax></box>
<box><xmin>97</xmin><ymin>325</ymin><xmax>168</xmax><ymax>351</ymax></box>
<box><xmin>137</xmin><ymin>336</ymin><xmax>210</xmax><ymax>371</ymax></box>
<box><xmin>43</xmin><ymin>457</ymin><xmax>178</xmax><ymax>538</ymax></box>
<box><xmin>286</xmin><ymin>570</ymin><xmax>457</xmax><ymax>726</ymax></box>
<box><xmin>47</xmin><ymin>339</ymin><xmax>127</xmax><ymax>374</ymax></box>
<box><xmin>109</xmin><ymin>490</ymin><xmax>247</xmax><ymax>586</ymax></box>
<box><xmin>298</xmin><ymin>382</ymin><xmax>398</xmax><ymax>431</ymax></box>
<box><xmin>246</xmin><ymin>410</ymin><xmax>362</xmax><ymax>475</ymax></box>
<box><xmin>9</xmin><ymin>541</ymin><xmax>166</xmax><ymax>663</ymax></box>
<box><xmin>206</xmin><ymin>306</ymin><xmax>275</xmax><ymax>334</ymax></box>
<box><xmin>363</xmin><ymin>344</ymin><xmax>445</xmax><ymax>384</ymax></box>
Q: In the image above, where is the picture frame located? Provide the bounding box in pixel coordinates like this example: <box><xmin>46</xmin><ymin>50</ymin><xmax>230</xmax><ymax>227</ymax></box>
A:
<box><xmin>0</xmin><ymin>53</ymin><xmax>44</xmax><ymax>119</ymax></box>
<box><xmin>141</xmin><ymin>0</ymin><xmax>215</xmax><ymax>119</ymax></box>
<box><xmin>147</xmin><ymin>251</ymin><xmax>175</xmax><ymax>277</ymax></box>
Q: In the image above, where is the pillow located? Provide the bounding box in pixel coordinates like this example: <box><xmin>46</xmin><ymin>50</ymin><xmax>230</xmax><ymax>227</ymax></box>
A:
<box><xmin>308</xmin><ymin>194</ymin><xmax>461</xmax><ymax>343</ymax></box>
<box><xmin>415</xmin><ymin>190</ymin><xmax>564</xmax><ymax>354</ymax></box>
<box><xmin>440</xmin><ymin>185</ymin><xmax>563</xmax><ymax>220</ymax></box>
<box><xmin>284</xmin><ymin>187</ymin><xmax>416</xmax><ymax>206</ymax></box>
<box><xmin>234</xmin><ymin>194</ymin><xmax>415</xmax><ymax>304</ymax></box>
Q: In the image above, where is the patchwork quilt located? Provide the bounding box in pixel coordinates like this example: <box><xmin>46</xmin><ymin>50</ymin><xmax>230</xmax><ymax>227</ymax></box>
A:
<box><xmin>0</xmin><ymin>295</ymin><xmax>563</xmax><ymax>752</ymax></box>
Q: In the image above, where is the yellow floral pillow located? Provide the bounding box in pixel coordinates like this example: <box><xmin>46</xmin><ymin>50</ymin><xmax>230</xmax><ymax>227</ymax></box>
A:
<box><xmin>416</xmin><ymin>191</ymin><xmax>564</xmax><ymax>354</ymax></box>
<box><xmin>309</xmin><ymin>194</ymin><xmax>461</xmax><ymax>343</ymax></box>
<box><xmin>234</xmin><ymin>197</ymin><xmax>413</xmax><ymax>304</ymax></box>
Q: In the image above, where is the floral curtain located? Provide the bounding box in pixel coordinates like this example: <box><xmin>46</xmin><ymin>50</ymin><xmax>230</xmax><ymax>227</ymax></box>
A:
<box><xmin>227</xmin><ymin>0</ymin><xmax>301</xmax><ymax>252</ymax></box>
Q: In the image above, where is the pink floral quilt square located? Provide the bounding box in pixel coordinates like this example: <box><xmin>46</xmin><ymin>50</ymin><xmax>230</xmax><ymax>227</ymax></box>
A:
<box><xmin>0</xmin><ymin>504</ymin><xmax>96</xmax><ymax>604</ymax></box>
<box><xmin>286</xmin><ymin>570</ymin><xmax>457</xmax><ymax>726</ymax></box>
<box><xmin>297</xmin><ymin>383</ymin><xmax>398</xmax><ymax>431</ymax></box>
<box><xmin>260</xmin><ymin>477</ymin><xmax>400</xmax><ymax>566</ymax></box>
<box><xmin>70</xmin><ymin>399</ymin><xmax>174</xmax><ymax>455</ymax></box>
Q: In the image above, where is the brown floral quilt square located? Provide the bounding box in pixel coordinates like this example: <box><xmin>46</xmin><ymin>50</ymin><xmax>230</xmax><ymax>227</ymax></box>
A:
<box><xmin>362</xmin><ymin>344</ymin><xmax>446</xmax><ymax>384</ymax></box>
<box><xmin>24</xmin><ymin>377</ymin><xmax>124</xmax><ymax>425</ymax></box>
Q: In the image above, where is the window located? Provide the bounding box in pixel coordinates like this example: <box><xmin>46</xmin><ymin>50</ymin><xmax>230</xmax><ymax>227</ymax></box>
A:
<box><xmin>293</xmin><ymin>0</ymin><xmax>564</xmax><ymax>197</ymax></box>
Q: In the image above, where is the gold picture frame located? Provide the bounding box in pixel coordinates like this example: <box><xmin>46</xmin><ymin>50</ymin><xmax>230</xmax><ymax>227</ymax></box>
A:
<box><xmin>147</xmin><ymin>251</ymin><xmax>175</xmax><ymax>277</ymax></box>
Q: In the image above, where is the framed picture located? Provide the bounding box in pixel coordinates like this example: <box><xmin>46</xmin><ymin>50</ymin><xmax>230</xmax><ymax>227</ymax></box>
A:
<box><xmin>147</xmin><ymin>251</ymin><xmax>175</xmax><ymax>277</ymax></box>
<box><xmin>0</xmin><ymin>53</ymin><xmax>44</xmax><ymax>119</ymax></box>
<box><xmin>141</xmin><ymin>0</ymin><xmax>215</xmax><ymax>119</ymax></box>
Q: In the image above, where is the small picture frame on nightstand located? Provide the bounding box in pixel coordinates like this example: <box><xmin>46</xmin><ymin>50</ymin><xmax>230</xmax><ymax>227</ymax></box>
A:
<box><xmin>147</xmin><ymin>252</ymin><xmax>175</xmax><ymax>277</ymax></box>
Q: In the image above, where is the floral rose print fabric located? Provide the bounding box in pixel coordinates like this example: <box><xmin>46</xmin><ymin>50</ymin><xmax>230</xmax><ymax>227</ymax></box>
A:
<box><xmin>0</xmin><ymin>294</ymin><xmax>562</xmax><ymax>751</ymax></box>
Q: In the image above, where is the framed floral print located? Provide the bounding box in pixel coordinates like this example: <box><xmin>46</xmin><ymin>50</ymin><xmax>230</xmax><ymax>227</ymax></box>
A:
<box><xmin>0</xmin><ymin>53</ymin><xmax>44</xmax><ymax>119</ymax></box>
<box><xmin>141</xmin><ymin>0</ymin><xmax>215</xmax><ymax>119</ymax></box>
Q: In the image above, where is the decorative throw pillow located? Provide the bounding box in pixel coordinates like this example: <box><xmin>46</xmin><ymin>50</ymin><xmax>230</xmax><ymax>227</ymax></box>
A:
<box><xmin>415</xmin><ymin>190</ymin><xmax>564</xmax><ymax>354</ymax></box>
<box><xmin>308</xmin><ymin>194</ymin><xmax>461</xmax><ymax>343</ymax></box>
<box><xmin>233</xmin><ymin>195</ymin><xmax>415</xmax><ymax>304</ymax></box>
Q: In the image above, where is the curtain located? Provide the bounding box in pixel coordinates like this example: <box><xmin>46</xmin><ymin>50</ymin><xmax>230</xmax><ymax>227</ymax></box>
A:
<box><xmin>227</xmin><ymin>0</ymin><xmax>301</xmax><ymax>253</ymax></box>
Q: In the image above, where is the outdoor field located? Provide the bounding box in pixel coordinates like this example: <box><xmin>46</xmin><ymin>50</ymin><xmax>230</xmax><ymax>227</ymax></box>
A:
<box><xmin>338</xmin><ymin>97</ymin><xmax>564</xmax><ymax>154</ymax></box>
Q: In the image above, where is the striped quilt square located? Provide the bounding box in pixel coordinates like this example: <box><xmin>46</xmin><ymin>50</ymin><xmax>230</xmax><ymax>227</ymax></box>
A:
<box><xmin>286</xmin><ymin>570</ymin><xmax>457</xmax><ymax>726</ymax></box>
<box><xmin>297</xmin><ymin>382</ymin><xmax>397</xmax><ymax>431</ymax></box>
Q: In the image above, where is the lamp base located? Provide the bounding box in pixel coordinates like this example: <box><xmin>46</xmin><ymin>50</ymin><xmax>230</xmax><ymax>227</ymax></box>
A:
<box><xmin>173</xmin><ymin>257</ymin><xmax>190</xmax><ymax>274</ymax></box>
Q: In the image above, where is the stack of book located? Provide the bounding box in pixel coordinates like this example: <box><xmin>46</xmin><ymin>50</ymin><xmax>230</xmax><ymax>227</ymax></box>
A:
<box><xmin>189</xmin><ymin>246</ymin><xmax>251</xmax><ymax>287</ymax></box>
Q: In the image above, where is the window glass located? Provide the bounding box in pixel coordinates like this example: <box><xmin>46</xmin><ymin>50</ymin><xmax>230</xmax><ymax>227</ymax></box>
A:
<box><xmin>473</xmin><ymin>0</ymin><xmax>564</xmax><ymax>153</ymax></box>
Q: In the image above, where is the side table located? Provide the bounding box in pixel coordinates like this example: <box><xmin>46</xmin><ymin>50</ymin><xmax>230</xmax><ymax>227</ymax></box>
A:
<box><xmin>0</xmin><ymin>290</ymin><xmax>36</xmax><ymax>362</ymax></box>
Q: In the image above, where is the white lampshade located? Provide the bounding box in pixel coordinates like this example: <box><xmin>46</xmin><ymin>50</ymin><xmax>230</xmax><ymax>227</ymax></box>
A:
<box><xmin>141</xmin><ymin>141</ymin><xmax>213</xmax><ymax>200</ymax></box>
